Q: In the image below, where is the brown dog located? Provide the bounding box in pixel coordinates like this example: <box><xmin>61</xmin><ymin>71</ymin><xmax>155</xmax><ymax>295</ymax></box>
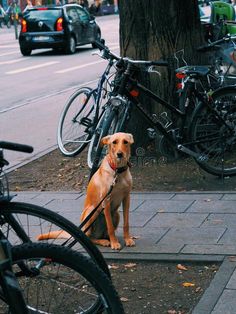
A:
<box><xmin>38</xmin><ymin>132</ymin><xmax>135</xmax><ymax>250</ymax></box>
<box><xmin>81</xmin><ymin>132</ymin><xmax>135</xmax><ymax>250</ymax></box>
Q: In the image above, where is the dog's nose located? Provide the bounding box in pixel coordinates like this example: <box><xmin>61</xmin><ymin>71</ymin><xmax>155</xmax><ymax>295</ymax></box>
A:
<box><xmin>117</xmin><ymin>152</ymin><xmax>123</xmax><ymax>159</ymax></box>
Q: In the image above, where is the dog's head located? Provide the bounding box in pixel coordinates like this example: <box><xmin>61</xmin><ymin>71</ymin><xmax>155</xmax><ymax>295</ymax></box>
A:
<box><xmin>101</xmin><ymin>132</ymin><xmax>134</xmax><ymax>166</ymax></box>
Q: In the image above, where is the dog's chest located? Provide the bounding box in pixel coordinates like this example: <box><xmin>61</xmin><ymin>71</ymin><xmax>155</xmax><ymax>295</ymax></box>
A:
<box><xmin>109</xmin><ymin>175</ymin><xmax>131</xmax><ymax>209</ymax></box>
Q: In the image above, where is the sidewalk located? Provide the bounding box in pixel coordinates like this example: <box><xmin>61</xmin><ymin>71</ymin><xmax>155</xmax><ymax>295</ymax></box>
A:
<box><xmin>13</xmin><ymin>190</ymin><xmax>236</xmax><ymax>314</ymax></box>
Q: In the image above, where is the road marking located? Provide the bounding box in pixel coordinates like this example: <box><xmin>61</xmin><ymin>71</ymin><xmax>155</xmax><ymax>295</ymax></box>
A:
<box><xmin>55</xmin><ymin>59</ymin><xmax>105</xmax><ymax>74</ymax></box>
<box><xmin>0</xmin><ymin>51</ymin><xmax>20</xmax><ymax>57</ymax></box>
<box><xmin>0</xmin><ymin>58</ymin><xmax>29</xmax><ymax>65</ymax></box>
<box><xmin>0</xmin><ymin>45</ymin><xmax>19</xmax><ymax>49</ymax></box>
<box><xmin>6</xmin><ymin>61</ymin><xmax>60</xmax><ymax>74</ymax></box>
<box><xmin>0</xmin><ymin>79</ymin><xmax>98</xmax><ymax>114</ymax></box>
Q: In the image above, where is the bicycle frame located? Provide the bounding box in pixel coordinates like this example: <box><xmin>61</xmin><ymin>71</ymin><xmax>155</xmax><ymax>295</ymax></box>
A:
<box><xmin>116</xmin><ymin>64</ymin><xmax>233</xmax><ymax>160</ymax></box>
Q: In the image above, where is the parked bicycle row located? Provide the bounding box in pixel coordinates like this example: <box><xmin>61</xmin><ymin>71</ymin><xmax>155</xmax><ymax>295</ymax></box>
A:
<box><xmin>57</xmin><ymin>36</ymin><xmax>236</xmax><ymax>179</ymax></box>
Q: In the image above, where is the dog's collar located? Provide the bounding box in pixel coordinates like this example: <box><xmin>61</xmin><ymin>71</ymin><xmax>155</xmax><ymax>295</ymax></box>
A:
<box><xmin>108</xmin><ymin>158</ymin><xmax>131</xmax><ymax>174</ymax></box>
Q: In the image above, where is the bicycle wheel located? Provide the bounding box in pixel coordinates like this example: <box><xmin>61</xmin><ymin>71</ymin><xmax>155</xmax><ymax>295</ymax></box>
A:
<box><xmin>87</xmin><ymin>107</ymin><xmax>120</xmax><ymax>171</ymax></box>
<box><xmin>0</xmin><ymin>201</ymin><xmax>110</xmax><ymax>277</ymax></box>
<box><xmin>57</xmin><ymin>87</ymin><xmax>97</xmax><ymax>157</ymax></box>
<box><xmin>190</xmin><ymin>87</ymin><xmax>236</xmax><ymax>176</ymax></box>
<box><xmin>0</xmin><ymin>243</ymin><xmax>124</xmax><ymax>314</ymax></box>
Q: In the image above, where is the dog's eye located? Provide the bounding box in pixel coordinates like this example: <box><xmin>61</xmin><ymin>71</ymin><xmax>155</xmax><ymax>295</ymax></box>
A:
<box><xmin>123</xmin><ymin>140</ymin><xmax>128</xmax><ymax>144</ymax></box>
<box><xmin>112</xmin><ymin>140</ymin><xmax>117</xmax><ymax>145</ymax></box>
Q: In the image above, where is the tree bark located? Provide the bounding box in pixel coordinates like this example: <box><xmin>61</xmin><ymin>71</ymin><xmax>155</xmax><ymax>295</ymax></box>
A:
<box><xmin>118</xmin><ymin>0</ymin><xmax>206</xmax><ymax>149</ymax></box>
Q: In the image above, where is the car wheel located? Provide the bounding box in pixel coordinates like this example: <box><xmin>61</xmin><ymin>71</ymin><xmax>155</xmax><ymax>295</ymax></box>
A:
<box><xmin>20</xmin><ymin>46</ymin><xmax>32</xmax><ymax>56</ymax></box>
<box><xmin>65</xmin><ymin>36</ymin><xmax>76</xmax><ymax>54</ymax></box>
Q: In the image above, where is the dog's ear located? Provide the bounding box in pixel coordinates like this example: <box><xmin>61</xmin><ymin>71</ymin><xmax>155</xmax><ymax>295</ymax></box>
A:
<box><xmin>127</xmin><ymin>134</ymin><xmax>134</xmax><ymax>144</ymax></box>
<box><xmin>100</xmin><ymin>135</ymin><xmax>111</xmax><ymax>146</ymax></box>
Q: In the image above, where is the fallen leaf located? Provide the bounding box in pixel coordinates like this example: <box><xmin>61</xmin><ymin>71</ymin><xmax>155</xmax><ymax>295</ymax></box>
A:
<box><xmin>204</xmin><ymin>198</ymin><xmax>212</xmax><ymax>202</ymax></box>
<box><xmin>120</xmin><ymin>297</ymin><xmax>129</xmax><ymax>302</ymax></box>
<box><xmin>167</xmin><ymin>310</ymin><xmax>177</xmax><ymax>314</ymax></box>
<box><xmin>177</xmin><ymin>264</ymin><xmax>188</xmax><ymax>271</ymax></box>
<box><xmin>108</xmin><ymin>264</ymin><xmax>119</xmax><ymax>270</ymax></box>
<box><xmin>124</xmin><ymin>263</ymin><xmax>137</xmax><ymax>268</ymax></box>
<box><xmin>183</xmin><ymin>282</ymin><xmax>195</xmax><ymax>287</ymax></box>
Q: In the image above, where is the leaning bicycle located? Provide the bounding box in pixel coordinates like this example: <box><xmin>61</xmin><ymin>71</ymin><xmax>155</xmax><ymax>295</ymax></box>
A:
<box><xmin>57</xmin><ymin>43</ymin><xmax>120</xmax><ymax>157</ymax></box>
<box><xmin>89</xmin><ymin>41</ymin><xmax>236</xmax><ymax>178</ymax></box>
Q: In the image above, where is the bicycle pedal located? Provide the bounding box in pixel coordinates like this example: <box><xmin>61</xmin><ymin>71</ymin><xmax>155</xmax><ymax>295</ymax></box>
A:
<box><xmin>147</xmin><ymin>128</ymin><xmax>156</xmax><ymax>139</ymax></box>
<box><xmin>80</xmin><ymin>117</ymin><xmax>92</xmax><ymax>127</ymax></box>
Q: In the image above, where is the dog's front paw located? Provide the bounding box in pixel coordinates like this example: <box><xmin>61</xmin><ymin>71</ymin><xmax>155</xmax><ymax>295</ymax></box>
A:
<box><xmin>125</xmin><ymin>237</ymin><xmax>135</xmax><ymax>247</ymax></box>
<box><xmin>100</xmin><ymin>240</ymin><xmax>110</xmax><ymax>247</ymax></box>
<box><xmin>111</xmin><ymin>241</ymin><xmax>121</xmax><ymax>250</ymax></box>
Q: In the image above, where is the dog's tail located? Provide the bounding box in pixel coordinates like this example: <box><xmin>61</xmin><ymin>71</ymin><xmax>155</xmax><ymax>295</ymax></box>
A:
<box><xmin>37</xmin><ymin>230</ymin><xmax>71</xmax><ymax>241</ymax></box>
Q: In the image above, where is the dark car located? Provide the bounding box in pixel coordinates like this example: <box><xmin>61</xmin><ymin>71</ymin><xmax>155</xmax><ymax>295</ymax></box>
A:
<box><xmin>19</xmin><ymin>4</ymin><xmax>101</xmax><ymax>56</ymax></box>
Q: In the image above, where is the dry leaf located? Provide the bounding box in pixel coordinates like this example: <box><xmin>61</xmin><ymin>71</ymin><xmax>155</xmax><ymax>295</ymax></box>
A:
<box><xmin>177</xmin><ymin>264</ymin><xmax>188</xmax><ymax>271</ymax></box>
<box><xmin>124</xmin><ymin>263</ymin><xmax>137</xmax><ymax>268</ymax></box>
<box><xmin>167</xmin><ymin>310</ymin><xmax>177</xmax><ymax>314</ymax></box>
<box><xmin>108</xmin><ymin>264</ymin><xmax>119</xmax><ymax>270</ymax></box>
<box><xmin>183</xmin><ymin>282</ymin><xmax>195</xmax><ymax>287</ymax></box>
<box><xmin>120</xmin><ymin>297</ymin><xmax>129</xmax><ymax>302</ymax></box>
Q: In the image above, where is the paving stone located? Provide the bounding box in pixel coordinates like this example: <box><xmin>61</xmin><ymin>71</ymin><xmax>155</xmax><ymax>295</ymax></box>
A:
<box><xmin>172</xmin><ymin>193</ymin><xmax>223</xmax><ymax>200</ymax></box>
<box><xmin>222</xmin><ymin>193</ymin><xmax>236</xmax><ymax>201</ymax></box>
<box><xmin>203</xmin><ymin>214</ymin><xmax>236</xmax><ymax>228</ymax></box>
<box><xmin>181</xmin><ymin>244</ymin><xmax>236</xmax><ymax>255</ymax></box>
<box><xmin>187</xmin><ymin>200</ymin><xmax>236</xmax><ymax>214</ymax></box>
<box><xmin>147</xmin><ymin>213</ymin><xmax>208</xmax><ymax>228</ymax></box>
<box><xmin>226</xmin><ymin>269</ymin><xmax>236</xmax><ymax>289</ymax></box>
<box><xmin>212</xmin><ymin>290</ymin><xmax>236</xmax><ymax>314</ymax></box>
<box><xmin>158</xmin><ymin>227</ymin><xmax>225</xmax><ymax>246</ymax></box>
<box><xmin>134</xmin><ymin>200</ymin><xmax>192</xmax><ymax>213</ymax></box>
<box><xmin>46</xmin><ymin>198</ymin><xmax>85</xmax><ymax>212</ymax></box>
<box><xmin>130</xmin><ymin>192</ymin><xmax>174</xmax><ymax>200</ymax></box>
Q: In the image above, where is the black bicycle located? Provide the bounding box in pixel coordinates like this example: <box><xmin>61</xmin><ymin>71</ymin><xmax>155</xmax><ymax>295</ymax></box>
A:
<box><xmin>89</xmin><ymin>41</ymin><xmax>236</xmax><ymax>178</ymax></box>
<box><xmin>57</xmin><ymin>42</ymin><xmax>120</xmax><ymax>159</ymax></box>
<box><xmin>177</xmin><ymin>34</ymin><xmax>236</xmax><ymax>114</ymax></box>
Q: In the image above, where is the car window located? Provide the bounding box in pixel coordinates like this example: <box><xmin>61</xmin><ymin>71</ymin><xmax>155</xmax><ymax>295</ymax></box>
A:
<box><xmin>67</xmin><ymin>7</ymin><xmax>79</xmax><ymax>22</ymax></box>
<box><xmin>76</xmin><ymin>7</ymin><xmax>90</xmax><ymax>23</ymax></box>
<box><xmin>23</xmin><ymin>8</ymin><xmax>61</xmax><ymax>20</ymax></box>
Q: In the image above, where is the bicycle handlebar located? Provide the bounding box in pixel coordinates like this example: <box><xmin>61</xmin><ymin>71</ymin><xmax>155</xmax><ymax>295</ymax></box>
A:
<box><xmin>197</xmin><ymin>34</ymin><xmax>236</xmax><ymax>52</ymax></box>
<box><xmin>0</xmin><ymin>141</ymin><xmax>33</xmax><ymax>153</ymax></box>
<box><xmin>93</xmin><ymin>41</ymin><xmax>168</xmax><ymax>67</ymax></box>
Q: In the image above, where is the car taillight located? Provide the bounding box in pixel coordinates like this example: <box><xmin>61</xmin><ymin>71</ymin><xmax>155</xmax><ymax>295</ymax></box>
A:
<box><xmin>21</xmin><ymin>19</ymin><xmax>27</xmax><ymax>33</ymax></box>
<box><xmin>56</xmin><ymin>17</ymin><xmax>63</xmax><ymax>31</ymax></box>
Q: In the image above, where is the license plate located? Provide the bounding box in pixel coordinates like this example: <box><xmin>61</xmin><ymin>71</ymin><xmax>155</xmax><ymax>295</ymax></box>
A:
<box><xmin>33</xmin><ymin>36</ymin><xmax>50</xmax><ymax>41</ymax></box>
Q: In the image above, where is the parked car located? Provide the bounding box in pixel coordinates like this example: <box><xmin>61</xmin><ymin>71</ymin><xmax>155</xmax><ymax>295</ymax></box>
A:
<box><xmin>19</xmin><ymin>4</ymin><xmax>101</xmax><ymax>56</ymax></box>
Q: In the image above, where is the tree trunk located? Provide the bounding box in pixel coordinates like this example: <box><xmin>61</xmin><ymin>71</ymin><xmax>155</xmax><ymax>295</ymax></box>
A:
<box><xmin>118</xmin><ymin>0</ymin><xmax>206</xmax><ymax>150</ymax></box>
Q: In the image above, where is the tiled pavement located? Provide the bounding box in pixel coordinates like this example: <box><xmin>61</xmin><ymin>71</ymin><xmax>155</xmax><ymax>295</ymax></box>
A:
<box><xmin>12</xmin><ymin>191</ymin><xmax>236</xmax><ymax>314</ymax></box>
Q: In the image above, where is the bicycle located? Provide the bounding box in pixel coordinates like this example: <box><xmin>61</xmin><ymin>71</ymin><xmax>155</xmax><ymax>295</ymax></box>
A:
<box><xmin>0</xmin><ymin>141</ymin><xmax>125</xmax><ymax>313</ymax></box>
<box><xmin>89</xmin><ymin>41</ymin><xmax>236</xmax><ymax>178</ymax></box>
<box><xmin>0</xmin><ymin>242</ymin><xmax>124</xmax><ymax>313</ymax></box>
<box><xmin>177</xmin><ymin>34</ymin><xmax>236</xmax><ymax>113</ymax></box>
<box><xmin>0</xmin><ymin>239</ymin><xmax>28</xmax><ymax>313</ymax></box>
<box><xmin>57</xmin><ymin>42</ymin><xmax>120</xmax><ymax>158</ymax></box>
<box><xmin>0</xmin><ymin>140</ymin><xmax>111</xmax><ymax>278</ymax></box>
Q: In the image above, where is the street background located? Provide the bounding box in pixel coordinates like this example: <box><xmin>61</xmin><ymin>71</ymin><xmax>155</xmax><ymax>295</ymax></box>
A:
<box><xmin>0</xmin><ymin>15</ymin><xmax>119</xmax><ymax>170</ymax></box>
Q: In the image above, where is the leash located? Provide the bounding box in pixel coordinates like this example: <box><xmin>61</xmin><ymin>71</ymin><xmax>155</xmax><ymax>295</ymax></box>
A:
<box><xmin>61</xmin><ymin>172</ymin><xmax>118</xmax><ymax>248</ymax></box>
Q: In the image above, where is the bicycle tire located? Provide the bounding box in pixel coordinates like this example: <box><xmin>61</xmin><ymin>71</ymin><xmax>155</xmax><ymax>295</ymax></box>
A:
<box><xmin>190</xmin><ymin>87</ymin><xmax>236</xmax><ymax>176</ymax></box>
<box><xmin>57</xmin><ymin>87</ymin><xmax>96</xmax><ymax>157</ymax></box>
<box><xmin>0</xmin><ymin>201</ymin><xmax>110</xmax><ymax>277</ymax></box>
<box><xmin>88</xmin><ymin>107</ymin><xmax>120</xmax><ymax>175</ymax></box>
<box><xmin>0</xmin><ymin>243</ymin><xmax>124</xmax><ymax>314</ymax></box>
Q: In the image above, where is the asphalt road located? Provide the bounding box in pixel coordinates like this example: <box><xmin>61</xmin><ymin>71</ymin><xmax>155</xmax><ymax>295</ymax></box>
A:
<box><xmin>0</xmin><ymin>15</ymin><xmax>119</xmax><ymax>170</ymax></box>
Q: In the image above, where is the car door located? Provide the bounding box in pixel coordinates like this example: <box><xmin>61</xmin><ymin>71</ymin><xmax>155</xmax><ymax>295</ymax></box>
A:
<box><xmin>66</xmin><ymin>7</ymin><xmax>83</xmax><ymax>43</ymax></box>
<box><xmin>76</xmin><ymin>7</ymin><xmax>94</xmax><ymax>43</ymax></box>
